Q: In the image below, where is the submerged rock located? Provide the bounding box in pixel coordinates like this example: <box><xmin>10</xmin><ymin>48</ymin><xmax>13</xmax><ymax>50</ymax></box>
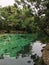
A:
<box><xmin>30</xmin><ymin>54</ymin><xmax>36</xmax><ymax>59</ymax></box>
<box><xmin>34</xmin><ymin>63</ymin><xmax>37</xmax><ymax>65</ymax></box>
<box><xmin>41</xmin><ymin>49</ymin><xmax>43</xmax><ymax>52</ymax></box>
<box><xmin>27</xmin><ymin>60</ymin><xmax>31</xmax><ymax>63</ymax></box>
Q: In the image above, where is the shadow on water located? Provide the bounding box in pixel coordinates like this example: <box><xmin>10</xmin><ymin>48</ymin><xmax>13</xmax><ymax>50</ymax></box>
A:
<box><xmin>0</xmin><ymin>40</ymin><xmax>46</xmax><ymax>65</ymax></box>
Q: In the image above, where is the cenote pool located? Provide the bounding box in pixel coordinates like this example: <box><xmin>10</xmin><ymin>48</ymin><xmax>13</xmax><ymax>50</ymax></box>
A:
<box><xmin>0</xmin><ymin>34</ymin><xmax>46</xmax><ymax>65</ymax></box>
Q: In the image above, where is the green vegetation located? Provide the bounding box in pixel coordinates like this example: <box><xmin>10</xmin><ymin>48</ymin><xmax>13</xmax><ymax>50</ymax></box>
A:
<box><xmin>0</xmin><ymin>0</ymin><xmax>49</xmax><ymax>39</ymax></box>
<box><xmin>0</xmin><ymin>6</ymin><xmax>35</xmax><ymax>33</ymax></box>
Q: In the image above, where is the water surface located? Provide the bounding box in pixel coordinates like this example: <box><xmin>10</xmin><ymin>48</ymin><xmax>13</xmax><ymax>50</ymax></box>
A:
<box><xmin>0</xmin><ymin>41</ymin><xmax>46</xmax><ymax>65</ymax></box>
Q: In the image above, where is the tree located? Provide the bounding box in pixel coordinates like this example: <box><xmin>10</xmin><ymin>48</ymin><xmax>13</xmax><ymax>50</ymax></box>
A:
<box><xmin>0</xmin><ymin>0</ymin><xmax>49</xmax><ymax>38</ymax></box>
<box><xmin>15</xmin><ymin>0</ymin><xmax>49</xmax><ymax>35</ymax></box>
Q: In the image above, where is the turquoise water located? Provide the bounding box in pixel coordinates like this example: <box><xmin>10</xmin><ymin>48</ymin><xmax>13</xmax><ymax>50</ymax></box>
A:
<box><xmin>0</xmin><ymin>41</ymin><xmax>46</xmax><ymax>65</ymax></box>
<box><xmin>0</xmin><ymin>34</ymin><xmax>46</xmax><ymax>65</ymax></box>
<box><xmin>0</xmin><ymin>34</ymin><xmax>37</xmax><ymax>57</ymax></box>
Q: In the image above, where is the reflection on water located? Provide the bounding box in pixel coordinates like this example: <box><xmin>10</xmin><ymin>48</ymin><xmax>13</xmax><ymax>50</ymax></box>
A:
<box><xmin>0</xmin><ymin>41</ymin><xmax>46</xmax><ymax>65</ymax></box>
<box><xmin>31</xmin><ymin>41</ymin><xmax>46</xmax><ymax>57</ymax></box>
<box><xmin>0</xmin><ymin>34</ymin><xmax>37</xmax><ymax>58</ymax></box>
<box><xmin>0</xmin><ymin>55</ymin><xmax>33</xmax><ymax>65</ymax></box>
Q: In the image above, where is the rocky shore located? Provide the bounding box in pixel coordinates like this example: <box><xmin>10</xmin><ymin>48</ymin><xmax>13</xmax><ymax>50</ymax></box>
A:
<box><xmin>42</xmin><ymin>44</ymin><xmax>49</xmax><ymax>65</ymax></box>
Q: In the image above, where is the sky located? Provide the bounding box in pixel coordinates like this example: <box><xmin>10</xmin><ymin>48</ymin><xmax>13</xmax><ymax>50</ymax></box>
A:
<box><xmin>0</xmin><ymin>0</ymin><xmax>15</xmax><ymax>7</ymax></box>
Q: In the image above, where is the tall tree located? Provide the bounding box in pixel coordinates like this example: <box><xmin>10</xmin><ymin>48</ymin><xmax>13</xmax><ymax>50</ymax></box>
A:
<box><xmin>15</xmin><ymin>0</ymin><xmax>49</xmax><ymax>36</ymax></box>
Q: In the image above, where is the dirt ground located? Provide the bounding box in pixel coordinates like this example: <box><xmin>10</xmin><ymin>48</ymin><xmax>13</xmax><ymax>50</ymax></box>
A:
<box><xmin>0</xmin><ymin>30</ymin><xmax>27</xmax><ymax>34</ymax></box>
<box><xmin>42</xmin><ymin>44</ymin><xmax>49</xmax><ymax>65</ymax></box>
